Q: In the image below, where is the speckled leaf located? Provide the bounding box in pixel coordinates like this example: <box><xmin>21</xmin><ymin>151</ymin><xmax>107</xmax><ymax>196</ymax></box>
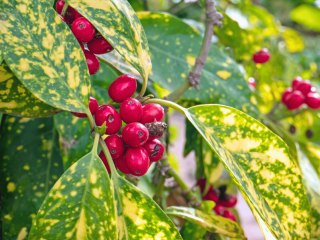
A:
<box><xmin>116</xmin><ymin>176</ymin><xmax>182</xmax><ymax>239</ymax></box>
<box><xmin>0</xmin><ymin>0</ymin><xmax>90</xmax><ymax>112</ymax></box>
<box><xmin>184</xmin><ymin>104</ymin><xmax>311</xmax><ymax>239</ymax></box>
<box><xmin>166</xmin><ymin>206</ymin><xmax>245</xmax><ymax>239</ymax></box>
<box><xmin>0</xmin><ymin>116</ymin><xmax>63</xmax><ymax>240</ymax></box>
<box><xmin>29</xmin><ymin>150</ymin><xmax>117</xmax><ymax>239</ymax></box>
<box><xmin>66</xmin><ymin>0</ymin><xmax>151</xmax><ymax>83</ymax></box>
<box><xmin>0</xmin><ymin>64</ymin><xmax>59</xmax><ymax>117</ymax></box>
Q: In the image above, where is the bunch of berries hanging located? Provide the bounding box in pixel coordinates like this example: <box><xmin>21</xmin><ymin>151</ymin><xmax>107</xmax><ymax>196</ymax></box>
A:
<box><xmin>55</xmin><ymin>0</ymin><xmax>113</xmax><ymax>75</ymax></box>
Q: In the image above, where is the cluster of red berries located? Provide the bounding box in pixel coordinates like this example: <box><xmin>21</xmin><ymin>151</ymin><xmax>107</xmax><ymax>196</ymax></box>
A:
<box><xmin>72</xmin><ymin>74</ymin><xmax>166</xmax><ymax>176</ymax></box>
<box><xmin>197</xmin><ymin>179</ymin><xmax>237</xmax><ymax>222</ymax></box>
<box><xmin>281</xmin><ymin>76</ymin><xmax>320</xmax><ymax>110</ymax></box>
<box><xmin>55</xmin><ymin>0</ymin><xmax>113</xmax><ymax>75</ymax></box>
<box><xmin>252</xmin><ymin>48</ymin><xmax>270</xmax><ymax>64</ymax></box>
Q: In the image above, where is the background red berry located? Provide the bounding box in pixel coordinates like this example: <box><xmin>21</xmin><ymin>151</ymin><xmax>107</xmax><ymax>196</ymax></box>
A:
<box><xmin>84</xmin><ymin>50</ymin><xmax>100</xmax><ymax>75</ymax></box>
<box><xmin>71</xmin><ymin>17</ymin><xmax>96</xmax><ymax>42</ymax></box>
<box><xmin>292</xmin><ymin>76</ymin><xmax>303</xmax><ymax>89</ymax></box>
<box><xmin>108</xmin><ymin>74</ymin><xmax>137</xmax><ymax>103</ymax></box>
<box><xmin>293</xmin><ymin>80</ymin><xmax>312</xmax><ymax>96</ymax></box>
<box><xmin>306</xmin><ymin>92</ymin><xmax>320</xmax><ymax>109</ymax></box>
<box><xmin>122</xmin><ymin>122</ymin><xmax>149</xmax><ymax>147</ymax></box>
<box><xmin>87</xmin><ymin>36</ymin><xmax>113</xmax><ymax>54</ymax></box>
<box><xmin>281</xmin><ymin>88</ymin><xmax>292</xmax><ymax>104</ymax></box>
<box><xmin>95</xmin><ymin>104</ymin><xmax>122</xmax><ymax>134</ymax></box>
<box><xmin>120</xmin><ymin>98</ymin><xmax>142</xmax><ymax>123</ymax></box>
<box><xmin>55</xmin><ymin>0</ymin><xmax>65</xmax><ymax>14</ymax></box>
<box><xmin>213</xmin><ymin>205</ymin><xmax>225</xmax><ymax>215</ymax></box>
<box><xmin>125</xmin><ymin>147</ymin><xmax>150</xmax><ymax>176</ymax></box>
<box><xmin>284</xmin><ymin>90</ymin><xmax>305</xmax><ymax>110</ymax></box>
<box><xmin>140</xmin><ymin>103</ymin><xmax>165</xmax><ymax>124</ymax></box>
<box><xmin>223</xmin><ymin>210</ymin><xmax>237</xmax><ymax>221</ymax></box>
<box><xmin>218</xmin><ymin>194</ymin><xmax>237</xmax><ymax>208</ymax></box>
<box><xmin>71</xmin><ymin>96</ymin><xmax>99</xmax><ymax>118</ymax></box>
<box><xmin>99</xmin><ymin>151</ymin><xmax>110</xmax><ymax>173</ymax></box>
<box><xmin>104</xmin><ymin>135</ymin><xmax>125</xmax><ymax>159</ymax></box>
<box><xmin>252</xmin><ymin>48</ymin><xmax>270</xmax><ymax>64</ymax></box>
<box><xmin>144</xmin><ymin>139</ymin><xmax>164</xmax><ymax>162</ymax></box>
<box><xmin>203</xmin><ymin>188</ymin><xmax>219</xmax><ymax>202</ymax></box>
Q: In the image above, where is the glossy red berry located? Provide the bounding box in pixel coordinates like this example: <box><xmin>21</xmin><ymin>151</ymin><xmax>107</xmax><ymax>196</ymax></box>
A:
<box><xmin>306</xmin><ymin>92</ymin><xmax>320</xmax><ymax>109</ymax></box>
<box><xmin>252</xmin><ymin>48</ymin><xmax>270</xmax><ymax>64</ymax></box>
<box><xmin>84</xmin><ymin>50</ymin><xmax>100</xmax><ymax>75</ymax></box>
<box><xmin>294</xmin><ymin>80</ymin><xmax>312</xmax><ymax>97</ymax></box>
<box><xmin>99</xmin><ymin>151</ymin><xmax>110</xmax><ymax>173</ymax></box>
<box><xmin>108</xmin><ymin>74</ymin><xmax>137</xmax><ymax>103</ymax></box>
<box><xmin>95</xmin><ymin>104</ymin><xmax>122</xmax><ymax>134</ymax></box>
<box><xmin>144</xmin><ymin>139</ymin><xmax>165</xmax><ymax>162</ymax></box>
<box><xmin>284</xmin><ymin>90</ymin><xmax>305</xmax><ymax>110</ymax></box>
<box><xmin>68</xmin><ymin>7</ymin><xmax>82</xmax><ymax>21</ymax></box>
<box><xmin>292</xmin><ymin>76</ymin><xmax>303</xmax><ymax>89</ymax></box>
<box><xmin>213</xmin><ymin>205</ymin><xmax>225</xmax><ymax>216</ymax></box>
<box><xmin>125</xmin><ymin>147</ymin><xmax>150</xmax><ymax>176</ymax></box>
<box><xmin>203</xmin><ymin>187</ymin><xmax>219</xmax><ymax>202</ymax></box>
<box><xmin>114</xmin><ymin>155</ymin><xmax>131</xmax><ymax>174</ymax></box>
<box><xmin>71</xmin><ymin>17</ymin><xmax>96</xmax><ymax>42</ymax></box>
<box><xmin>71</xmin><ymin>96</ymin><xmax>99</xmax><ymax>118</ymax></box>
<box><xmin>122</xmin><ymin>122</ymin><xmax>149</xmax><ymax>147</ymax></box>
<box><xmin>281</xmin><ymin>88</ymin><xmax>292</xmax><ymax>104</ymax></box>
<box><xmin>87</xmin><ymin>36</ymin><xmax>113</xmax><ymax>54</ymax></box>
<box><xmin>218</xmin><ymin>194</ymin><xmax>237</xmax><ymax>208</ymax></box>
<box><xmin>120</xmin><ymin>98</ymin><xmax>142</xmax><ymax>123</ymax></box>
<box><xmin>104</xmin><ymin>135</ymin><xmax>125</xmax><ymax>159</ymax></box>
<box><xmin>55</xmin><ymin>0</ymin><xmax>65</xmax><ymax>14</ymax></box>
<box><xmin>140</xmin><ymin>103</ymin><xmax>165</xmax><ymax>124</ymax></box>
<box><xmin>223</xmin><ymin>210</ymin><xmax>237</xmax><ymax>222</ymax></box>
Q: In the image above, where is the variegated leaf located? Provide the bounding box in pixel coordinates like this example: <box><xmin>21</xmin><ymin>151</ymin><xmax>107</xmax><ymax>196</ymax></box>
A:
<box><xmin>0</xmin><ymin>116</ymin><xmax>63</xmax><ymax>239</ymax></box>
<box><xmin>29</xmin><ymin>150</ymin><xmax>117</xmax><ymax>239</ymax></box>
<box><xmin>184</xmin><ymin>104</ymin><xmax>310</xmax><ymax>239</ymax></box>
<box><xmin>66</xmin><ymin>0</ymin><xmax>151</xmax><ymax>83</ymax></box>
<box><xmin>0</xmin><ymin>64</ymin><xmax>59</xmax><ymax>117</ymax></box>
<box><xmin>166</xmin><ymin>206</ymin><xmax>245</xmax><ymax>239</ymax></box>
<box><xmin>0</xmin><ymin>0</ymin><xmax>90</xmax><ymax>112</ymax></box>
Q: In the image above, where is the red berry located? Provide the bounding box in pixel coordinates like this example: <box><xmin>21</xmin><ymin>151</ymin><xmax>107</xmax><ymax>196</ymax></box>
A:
<box><xmin>196</xmin><ymin>178</ymin><xmax>207</xmax><ymax>193</ymax></box>
<box><xmin>71</xmin><ymin>17</ymin><xmax>96</xmax><ymax>42</ymax></box>
<box><xmin>104</xmin><ymin>135</ymin><xmax>125</xmax><ymax>159</ymax></box>
<box><xmin>213</xmin><ymin>205</ymin><xmax>225</xmax><ymax>215</ymax></box>
<box><xmin>248</xmin><ymin>77</ymin><xmax>256</xmax><ymax>90</ymax></box>
<box><xmin>68</xmin><ymin>7</ymin><xmax>82</xmax><ymax>21</ymax></box>
<box><xmin>108</xmin><ymin>74</ymin><xmax>137</xmax><ymax>103</ymax></box>
<box><xmin>122</xmin><ymin>122</ymin><xmax>149</xmax><ymax>147</ymax></box>
<box><xmin>281</xmin><ymin>88</ymin><xmax>292</xmax><ymax>104</ymax></box>
<box><xmin>284</xmin><ymin>90</ymin><xmax>305</xmax><ymax>110</ymax></box>
<box><xmin>84</xmin><ymin>50</ymin><xmax>100</xmax><ymax>75</ymax></box>
<box><xmin>144</xmin><ymin>139</ymin><xmax>165</xmax><ymax>162</ymax></box>
<box><xmin>252</xmin><ymin>48</ymin><xmax>270</xmax><ymax>64</ymax></box>
<box><xmin>125</xmin><ymin>147</ymin><xmax>150</xmax><ymax>176</ymax></box>
<box><xmin>71</xmin><ymin>96</ymin><xmax>99</xmax><ymax>118</ymax></box>
<box><xmin>222</xmin><ymin>210</ymin><xmax>237</xmax><ymax>222</ymax></box>
<box><xmin>306</xmin><ymin>92</ymin><xmax>320</xmax><ymax>109</ymax></box>
<box><xmin>114</xmin><ymin>155</ymin><xmax>131</xmax><ymax>174</ymax></box>
<box><xmin>203</xmin><ymin>187</ymin><xmax>219</xmax><ymax>202</ymax></box>
<box><xmin>218</xmin><ymin>194</ymin><xmax>237</xmax><ymax>208</ymax></box>
<box><xmin>120</xmin><ymin>98</ymin><xmax>142</xmax><ymax>123</ymax></box>
<box><xmin>292</xmin><ymin>76</ymin><xmax>303</xmax><ymax>89</ymax></box>
<box><xmin>55</xmin><ymin>0</ymin><xmax>65</xmax><ymax>14</ymax></box>
<box><xmin>87</xmin><ymin>35</ymin><xmax>113</xmax><ymax>54</ymax></box>
<box><xmin>99</xmin><ymin>151</ymin><xmax>110</xmax><ymax>173</ymax></box>
<box><xmin>140</xmin><ymin>103</ymin><xmax>164</xmax><ymax>124</ymax></box>
<box><xmin>95</xmin><ymin>104</ymin><xmax>122</xmax><ymax>134</ymax></box>
<box><xmin>294</xmin><ymin>80</ymin><xmax>312</xmax><ymax>97</ymax></box>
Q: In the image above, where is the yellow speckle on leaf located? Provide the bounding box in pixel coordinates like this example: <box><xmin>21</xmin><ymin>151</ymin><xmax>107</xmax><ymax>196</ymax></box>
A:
<box><xmin>7</xmin><ymin>182</ymin><xmax>16</xmax><ymax>192</ymax></box>
<box><xmin>17</xmin><ymin>227</ymin><xmax>28</xmax><ymax>240</ymax></box>
<box><xmin>90</xmin><ymin>171</ymin><xmax>97</xmax><ymax>184</ymax></box>
<box><xmin>23</xmin><ymin>164</ymin><xmax>30</xmax><ymax>171</ymax></box>
<box><xmin>216</xmin><ymin>70</ymin><xmax>231</xmax><ymax>80</ymax></box>
<box><xmin>17</xmin><ymin>145</ymin><xmax>24</xmax><ymax>151</ymax></box>
<box><xmin>186</xmin><ymin>55</ymin><xmax>195</xmax><ymax>66</ymax></box>
<box><xmin>70</xmin><ymin>190</ymin><xmax>77</xmax><ymax>197</ymax></box>
<box><xmin>4</xmin><ymin>214</ymin><xmax>12</xmax><ymax>221</ymax></box>
<box><xmin>76</xmin><ymin>209</ymin><xmax>87</xmax><ymax>240</ymax></box>
<box><xmin>224</xmin><ymin>137</ymin><xmax>261</xmax><ymax>152</ymax></box>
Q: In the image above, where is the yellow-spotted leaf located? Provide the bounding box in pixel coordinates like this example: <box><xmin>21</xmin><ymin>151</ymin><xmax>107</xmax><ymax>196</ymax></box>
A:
<box><xmin>66</xmin><ymin>0</ymin><xmax>151</xmax><ymax>83</ymax></box>
<box><xmin>0</xmin><ymin>0</ymin><xmax>90</xmax><ymax>112</ymax></box>
<box><xmin>0</xmin><ymin>64</ymin><xmax>59</xmax><ymax>117</ymax></box>
<box><xmin>0</xmin><ymin>116</ymin><xmax>63</xmax><ymax>239</ymax></box>
<box><xmin>29</xmin><ymin>150</ymin><xmax>117</xmax><ymax>239</ymax></box>
<box><xmin>116</xmin><ymin>176</ymin><xmax>182</xmax><ymax>239</ymax></box>
<box><xmin>184</xmin><ymin>104</ymin><xmax>310</xmax><ymax>239</ymax></box>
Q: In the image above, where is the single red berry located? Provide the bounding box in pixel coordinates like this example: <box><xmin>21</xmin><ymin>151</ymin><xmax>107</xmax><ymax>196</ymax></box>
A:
<box><xmin>122</xmin><ymin>122</ymin><xmax>149</xmax><ymax>147</ymax></box>
<box><xmin>95</xmin><ymin>104</ymin><xmax>122</xmax><ymax>134</ymax></box>
<box><xmin>196</xmin><ymin>178</ymin><xmax>207</xmax><ymax>193</ymax></box>
<box><xmin>248</xmin><ymin>77</ymin><xmax>256</xmax><ymax>90</ymax></box>
<box><xmin>87</xmin><ymin>35</ymin><xmax>113</xmax><ymax>54</ymax></box>
<box><xmin>140</xmin><ymin>103</ymin><xmax>165</xmax><ymax>124</ymax></box>
<box><xmin>294</xmin><ymin>80</ymin><xmax>312</xmax><ymax>97</ymax></box>
<box><xmin>108</xmin><ymin>74</ymin><xmax>137</xmax><ymax>103</ymax></box>
<box><xmin>213</xmin><ymin>205</ymin><xmax>225</xmax><ymax>216</ymax></box>
<box><xmin>125</xmin><ymin>147</ymin><xmax>150</xmax><ymax>176</ymax></box>
<box><xmin>55</xmin><ymin>0</ymin><xmax>65</xmax><ymax>14</ymax></box>
<box><xmin>223</xmin><ymin>210</ymin><xmax>237</xmax><ymax>222</ymax></box>
<box><xmin>203</xmin><ymin>187</ymin><xmax>219</xmax><ymax>202</ymax></box>
<box><xmin>218</xmin><ymin>194</ymin><xmax>237</xmax><ymax>208</ymax></box>
<box><xmin>284</xmin><ymin>90</ymin><xmax>305</xmax><ymax>110</ymax></box>
<box><xmin>71</xmin><ymin>96</ymin><xmax>99</xmax><ymax>118</ymax></box>
<box><xmin>144</xmin><ymin>139</ymin><xmax>165</xmax><ymax>162</ymax></box>
<box><xmin>306</xmin><ymin>92</ymin><xmax>320</xmax><ymax>109</ymax></box>
<box><xmin>292</xmin><ymin>76</ymin><xmax>303</xmax><ymax>89</ymax></box>
<box><xmin>281</xmin><ymin>88</ymin><xmax>293</xmax><ymax>104</ymax></box>
<box><xmin>68</xmin><ymin>7</ymin><xmax>82</xmax><ymax>20</ymax></box>
<box><xmin>84</xmin><ymin>50</ymin><xmax>100</xmax><ymax>75</ymax></box>
<box><xmin>120</xmin><ymin>98</ymin><xmax>142</xmax><ymax>123</ymax></box>
<box><xmin>114</xmin><ymin>155</ymin><xmax>131</xmax><ymax>174</ymax></box>
<box><xmin>252</xmin><ymin>48</ymin><xmax>270</xmax><ymax>64</ymax></box>
<box><xmin>71</xmin><ymin>17</ymin><xmax>96</xmax><ymax>42</ymax></box>
<box><xmin>104</xmin><ymin>135</ymin><xmax>125</xmax><ymax>159</ymax></box>
<box><xmin>99</xmin><ymin>151</ymin><xmax>110</xmax><ymax>173</ymax></box>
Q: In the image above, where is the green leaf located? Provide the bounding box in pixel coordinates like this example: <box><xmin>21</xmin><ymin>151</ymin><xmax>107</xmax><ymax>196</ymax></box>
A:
<box><xmin>290</xmin><ymin>4</ymin><xmax>320</xmax><ymax>32</ymax></box>
<box><xmin>66</xmin><ymin>0</ymin><xmax>151</xmax><ymax>83</ymax></box>
<box><xmin>184</xmin><ymin>104</ymin><xmax>311</xmax><ymax>239</ymax></box>
<box><xmin>0</xmin><ymin>0</ymin><xmax>90</xmax><ymax>112</ymax></box>
<box><xmin>281</xmin><ymin>27</ymin><xmax>304</xmax><ymax>53</ymax></box>
<box><xmin>0</xmin><ymin>64</ymin><xmax>59</xmax><ymax>117</ymax></box>
<box><xmin>166</xmin><ymin>206</ymin><xmax>245</xmax><ymax>239</ymax></box>
<box><xmin>300</xmin><ymin>143</ymin><xmax>320</xmax><ymax>177</ymax></box>
<box><xmin>29</xmin><ymin>149</ymin><xmax>117</xmax><ymax>239</ymax></box>
<box><xmin>0</xmin><ymin>116</ymin><xmax>63</xmax><ymax>239</ymax></box>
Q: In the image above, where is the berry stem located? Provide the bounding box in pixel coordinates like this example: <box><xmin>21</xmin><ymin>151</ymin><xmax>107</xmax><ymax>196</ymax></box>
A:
<box><xmin>166</xmin><ymin>0</ymin><xmax>222</xmax><ymax>102</ymax></box>
<box><xmin>138</xmin><ymin>78</ymin><xmax>148</xmax><ymax>98</ymax></box>
<box><xmin>145</xmin><ymin>98</ymin><xmax>185</xmax><ymax>114</ymax></box>
<box><xmin>92</xmin><ymin>132</ymin><xmax>100</xmax><ymax>153</ymax></box>
<box><xmin>61</xmin><ymin>2</ymin><xmax>69</xmax><ymax>17</ymax></box>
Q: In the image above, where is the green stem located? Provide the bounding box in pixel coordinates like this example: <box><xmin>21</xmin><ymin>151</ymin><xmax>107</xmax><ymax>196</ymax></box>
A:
<box><xmin>138</xmin><ymin>78</ymin><xmax>148</xmax><ymax>98</ymax></box>
<box><xmin>92</xmin><ymin>132</ymin><xmax>100</xmax><ymax>152</ymax></box>
<box><xmin>145</xmin><ymin>98</ymin><xmax>185</xmax><ymax>114</ymax></box>
<box><xmin>166</xmin><ymin>81</ymin><xmax>190</xmax><ymax>102</ymax></box>
<box><xmin>99</xmin><ymin>138</ymin><xmax>118</xmax><ymax>179</ymax></box>
<box><xmin>61</xmin><ymin>3</ymin><xmax>69</xmax><ymax>17</ymax></box>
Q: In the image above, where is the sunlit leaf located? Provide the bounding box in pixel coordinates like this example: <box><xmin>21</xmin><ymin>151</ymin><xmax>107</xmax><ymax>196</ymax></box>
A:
<box><xmin>290</xmin><ymin>4</ymin><xmax>320</xmax><ymax>32</ymax></box>
<box><xmin>0</xmin><ymin>0</ymin><xmax>90</xmax><ymax>112</ymax></box>
<box><xmin>282</xmin><ymin>27</ymin><xmax>304</xmax><ymax>53</ymax></box>
<box><xmin>166</xmin><ymin>206</ymin><xmax>245</xmax><ymax>239</ymax></box>
<box><xmin>0</xmin><ymin>116</ymin><xmax>63</xmax><ymax>239</ymax></box>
